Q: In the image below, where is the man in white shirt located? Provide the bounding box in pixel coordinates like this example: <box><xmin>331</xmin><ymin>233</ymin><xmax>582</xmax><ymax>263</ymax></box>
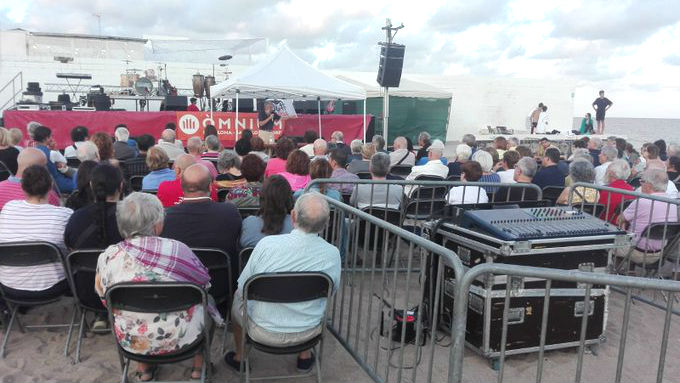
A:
<box><xmin>404</xmin><ymin>139</ymin><xmax>448</xmax><ymax>196</ymax></box>
<box><xmin>299</xmin><ymin>131</ymin><xmax>318</xmax><ymax>157</ymax></box>
<box><xmin>157</xmin><ymin>129</ymin><xmax>186</xmax><ymax>161</ymax></box>
<box><xmin>535</xmin><ymin>105</ymin><xmax>549</xmax><ymax>134</ymax></box>
<box><xmin>595</xmin><ymin>146</ymin><xmax>618</xmax><ymax>185</ymax></box>
<box><xmin>389</xmin><ymin>136</ymin><xmax>415</xmax><ymax>166</ymax></box>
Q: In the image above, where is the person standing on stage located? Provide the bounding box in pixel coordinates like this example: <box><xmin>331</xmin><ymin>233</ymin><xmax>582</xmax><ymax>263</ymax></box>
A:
<box><xmin>535</xmin><ymin>105</ymin><xmax>549</xmax><ymax>134</ymax></box>
<box><xmin>529</xmin><ymin>103</ymin><xmax>543</xmax><ymax>134</ymax></box>
<box><xmin>258</xmin><ymin>101</ymin><xmax>280</xmax><ymax>146</ymax></box>
<box><xmin>592</xmin><ymin>90</ymin><xmax>613</xmax><ymax>135</ymax></box>
<box><xmin>187</xmin><ymin>97</ymin><xmax>200</xmax><ymax>112</ymax></box>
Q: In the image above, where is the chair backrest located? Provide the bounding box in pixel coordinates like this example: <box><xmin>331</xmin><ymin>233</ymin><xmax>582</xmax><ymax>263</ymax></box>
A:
<box><xmin>404</xmin><ymin>199</ymin><xmax>447</xmax><ymax>219</ymax></box>
<box><xmin>191</xmin><ymin>248</ymin><xmax>232</xmax><ymax>306</ymax></box>
<box><xmin>106</xmin><ymin>282</ymin><xmax>206</xmax><ymax>313</ymax></box>
<box><xmin>123</xmin><ymin>159</ymin><xmax>150</xmax><ymax>179</ymax></box>
<box><xmin>217</xmin><ymin>188</ymin><xmax>230</xmax><ymax>202</ymax></box>
<box><xmin>414</xmin><ymin>174</ymin><xmax>444</xmax><ymax>182</ymax></box>
<box><xmin>0</xmin><ymin>241</ymin><xmax>63</xmax><ymax>267</ymax></box>
<box><xmin>239</xmin><ymin>207</ymin><xmax>260</xmax><ymax>219</ymax></box>
<box><xmin>577</xmin><ymin>203</ymin><xmax>607</xmax><ymax>217</ymax></box>
<box><xmin>641</xmin><ymin>222</ymin><xmax>680</xmax><ymax>243</ymax></box>
<box><xmin>0</xmin><ymin>160</ymin><xmax>11</xmax><ymax>182</ymax></box>
<box><xmin>130</xmin><ymin>175</ymin><xmax>145</xmax><ymax>192</ymax></box>
<box><xmin>629</xmin><ymin>177</ymin><xmax>642</xmax><ymax>189</ymax></box>
<box><xmin>357</xmin><ymin>207</ymin><xmax>403</xmax><ymax>250</ymax></box>
<box><xmin>238</xmin><ymin>247</ymin><xmax>254</xmax><ymax>272</ymax></box>
<box><xmin>244</xmin><ymin>272</ymin><xmax>332</xmax><ymax>303</ymax></box>
<box><xmin>390</xmin><ymin>165</ymin><xmax>412</xmax><ymax>176</ymax></box>
<box><xmin>356</xmin><ymin>172</ymin><xmax>372</xmax><ymax>180</ymax></box>
<box><xmin>541</xmin><ymin>185</ymin><xmax>565</xmax><ymax>204</ymax></box>
<box><xmin>410</xmin><ymin>184</ymin><xmax>448</xmax><ymax>200</ymax></box>
<box><xmin>67</xmin><ymin>249</ymin><xmax>106</xmax><ymax>311</ymax></box>
<box><xmin>66</xmin><ymin>158</ymin><xmax>81</xmax><ymax>168</ymax></box>
<box><xmin>142</xmin><ymin>189</ymin><xmax>158</xmax><ymax>195</ymax></box>
<box><xmin>446</xmin><ymin>174</ymin><xmax>460</xmax><ymax>182</ymax></box>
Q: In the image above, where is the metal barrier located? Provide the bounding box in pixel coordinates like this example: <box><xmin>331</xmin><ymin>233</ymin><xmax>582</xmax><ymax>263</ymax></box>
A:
<box><xmin>321</xmin><ymin>196</ymin><xmax>464</xmax><ymax>383</ymax></box>
<box><xmin>449</xmin><ymin>263</ymin><xmax>680</xmax><ymax>383</ymax></box>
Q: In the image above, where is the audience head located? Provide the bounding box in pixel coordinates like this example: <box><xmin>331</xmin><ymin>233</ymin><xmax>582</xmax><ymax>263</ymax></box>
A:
<box><xmin>405</xmin><ymin>137</ymin><xmax>414</xmax><ymax>153</ymax></box>
<box><xmin>371</xmin><ymin>135</ymin><xmax>385</xmax><ymax>152</ymax></box>
<box><xmin>173</xmin><ymin>154</ymin><xmax>197</xmax><ymax>177</ymax></box>
<box><xmin>644</xmin><ymin>143</ymin><xmax>660</xmax><ymax>160</ymax></box>
<box><xmin>75</xmin><ymin>141</ymin><xmax>99</xmax><ymax>162</ymax></box>
<box><xmin>70</xmin><ymin>126</ymin><xmax>89</xmax><ymax>143</ymax></box>
<box><xmin>641</xmin><ymin>168</ymin><xmax>668</xmax><ymax>194</ymax></box>
<box><xmin>235</xmin><ymin>137</ymin><xmax>252</xmax><ymax>156</ymax></box>
<box><xmin>217</xmin><ymin>150</ymin><xmax>240</xmax><ymax>173</ymax></box>
<box><xmin>240</xmin><ymin>154</ymin><xmax>266</xmax><ymax>182</ymax></box>
<box><xmin>91</xmin><ymin>163</ymin><xmax>123</xmax><ymax>202</ymax></box>
<box><xmin>33</xmin><ymin>125</ymin><xmax>52</xmax><ymax>144</ymax></box>
<box><xmin>309</xmin><ymin>158</ymin><xmax>333</xmax><ymax>194</ymax></box>
<box><xmin>274</xmin><ymin>137</ymin><xmax>296</xmax><ymax>160</ymax></box>
<box><xmin>250</xmin><ymin>136</ymin><xmax>266</xmax><ymax>152</ymax></box>
<box><xmin>569</xmin><ymin>159</ymin><xmax>596</xmax><ymax>184</ymax></box>
<box><xmin>146</xmin><ymin>146</ymin><xmax>170</xmax><ymax>171</ymax></box>
<box><xmin>303</xmin><ymin>130</ymin><xmax>318</xmax><ymax>144</ymax></box>
<box><xmin>361</xmin><ymin>143</ymin><xmax>376</xmax><ymax>160</ymax></box>
<box><xmin>9</xmin><ymin>128</ymin><xmax>23</xmax><ymax>147</ymax></box>
<box><xmin>259</xmin><ymin>175</ymin><xmax>294</xmax><ymax>235</ymax></box>
<box><xmin>165</xmin><ymin>122</ymin><xmax>177</xmax><ymax>131</ymax></box>
<box><xmin>588</xmin><ymin>137</ymin><xmax>603</xmax><ymax>150</ymax></box>
<box><xmin>571</xmin><ymin>148</ymin><xmax>593</xmax><ymax>163</ymax></box>
<box><xmin>331</xmin><ymin>131</ymin><xmax>344</xmax><ymax>143</ymax></box>
<box><xmin>515</xmin><ymin>145</ymin><xmax>532</xmax><ymax>158</ymax></box>
<box><xmin>27</xmin><ymin>122</ymin><xmax>40</xmax><ymax>140</ymax></box>
<box><xmin>393</xmin><ymin>136</ymin><xmax>407</xmax><ymax>150</ymax></box>
<box><xmin>418</xmin><ymin>131</ymin><xmax>431</xmax><ymax>147</ymax></box>
<box><xmin>186</xmin><ymin>136</ymin><xmax>204</xmax><ymax>155</ymax></box>
<box><xmin>472</xmin><ymin>150</ymin><xmax>493</xmax><ymax>173</ymax></box>
<box><xmin>117</xmin><ymin>192</ymin><xmax>165</xmax><ymax>238</ymax></box>
<box><xmin>455</xmin><ymin>144</ymin><xmax>472</xmax><ymax>162</ymax></box>
<box><xmin>329</xmin><ymin>148</ymin><xmax>349</xmax><ymax>169</ymax></box>
<box><xmin>606</xmin><ymin>159</ymin><xmax>631</xmax><ymax>183</ymax></box>
<box><xmin>667</xmin><ymin>143</ymin><xmax>680</xmax><ymax>158</ymax></box>
<box><xmin>241</xmin><ymin>129</ymin><xmax>253</xmax><ymax>141</ymax></box>
<box><xmin>136</xmin><ymin>134</ymin><xmax>155</xmax><ymax>153</ymax></box>
<box><xmin>161</xmin><ymin>129</ymin><xmax>176</xmax><ymax>143</ymax></box>
<box><xmin>91</xmin><ymin>132</ymin><xmax>114</xmax><ymax>161</ymax></box>
<box><xmin>369</xmin><ymin>152</ymin><xmax>391</xmax><ymax>178</ymax></box>
<box><xmin>514</xmin><ymin>157</ymin><xmax>538</xmax><ymax>181</ymax></box>
<box><xmin>494</xmin><ymin>136</ymin><xmax>508</xmax><ymax>150</ymax></box>
<box><xmin>21</xmin><ymin>164</ymin><xmax>52</xmax><ymax>198</ymax></box>
<box><xmin>483</xmin><ymin>147</ymin><xmax>500</xmax><ymax>166</ymax></box>
<box><xmin>461</xmin><ymin>161</ymin><xmax>483</xmax><ymax>182</ymax></box>
<box><xmin>350</xmin><ymin>139</ymin><xmax>363</xmax><ymax>154</ymax></box>
<box><xmin>205</xmin><ymin>135</ymin><xmax>221</xmax><ymax>152</ymax></box>
<box><xmin>573</xmin><ymin>139</ymin><xmax>587</xmax><ymax>149</ymax></box>
<box><xmin>539</xmin><ymin>137</ymin><xmax>550</xmax><ymax>149</ymax></box>
<box><xmin>0</xmin><ymin>128</ymin><xmax>10</xmax><ymax>147</ymax></box>
<box><xmin>16</xmin><ymin>147</ymin><xmax>47</xmax><ymax>177</ymax></box>
<box><xmin>204</xmin><ymin>124</ymin><xmax>218</xmax><ymax>139</ymax></box>
<box><xmin>668</xmin><ymin>156</ymin><xmax>680</xmax><ymax>172</ymax></box>
<box><xmin>502</xmin><ymin>150</ymin><xmax>521</xmax><ymax>170</ymax></box>
<box><xmin>616</xmin><ymin>138</ymin><xmax>627</xmax><ymax>157</ymax></box>
<box><xmin>181</xmin><ymin>163</ymin><xmax>212</xmax><ymax>197</ymax></box>
<box><xmin>114</xmin><ymin>127</ymin><xmax>129</xmax><ymax>142</ymax></box>
<box><xmin>543</xmin><ymin>147</ymin><xmax>561</xmax><ymax>165</ymax></box>
<box><xmin>293</xmin><ymin>192</ymin><xmax>330</xmax><ymax>234</ymax></box>
<box><xmin>286</xmin><ymin>150</ymin><xmax>310</xmax><ymax>176</ymax></box>
<box><xmin>507</xmin><ymin>137</ymin><xmax>519</xmax><ymax>149</ymax></box>
<box><xmin>462</xmin><ymin>134</ymin><xmax>476</xmax><ymax>148</ymax></box>
<box><xmin>599</xmin><ymin>145</ymin><xmax>618</xmax><ymax>164</ymax></box>
<box><xmin>427</xmin><ymin>139</ymin><xmax>445</xmax><ymax>160</ymax></box>
<box><xmin>313</xmin><ymin>138</ymin><xmax>328</xmax><ymax>156</ymax></box>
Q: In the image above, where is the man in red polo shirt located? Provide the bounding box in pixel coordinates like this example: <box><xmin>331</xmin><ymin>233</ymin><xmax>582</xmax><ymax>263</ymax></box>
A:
<box><xmin>157</xmin><ymin>154</ymin><xmax>217</xmax><ymax>207</ymax></box>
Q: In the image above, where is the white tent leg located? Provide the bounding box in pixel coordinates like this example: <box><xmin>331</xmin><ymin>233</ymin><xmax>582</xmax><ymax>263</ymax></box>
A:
<box><xmin>363</xmin><ymin>99</ymin><xmax>367</xmax><ymax>142</ymax></box>
<box><xmin>235</xmin><ymin>92</ymin><xmax>240</xmax><ymax>144</ymax></box>
<box><xmin>209</xmin><ymin>97</ymin><xmax>213</xmax><ymax>120</ymax></box>
<box><xmin>317</xmin><ymin>98</ymin><xmax>322</xmax><ymax>138</ymax></box>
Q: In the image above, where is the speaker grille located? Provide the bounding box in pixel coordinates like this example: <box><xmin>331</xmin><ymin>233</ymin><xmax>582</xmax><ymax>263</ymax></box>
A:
<box><xmin>377</xmin><ymin>43</ymin><xmax>405</xmax><ymax>87</ymax></box>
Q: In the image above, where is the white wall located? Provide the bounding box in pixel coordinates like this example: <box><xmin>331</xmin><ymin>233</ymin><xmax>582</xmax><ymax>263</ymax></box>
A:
<box><xmin>411</xmin><ymin>75</ymin><xmax>575</xmax><ymax>141</ymax></box>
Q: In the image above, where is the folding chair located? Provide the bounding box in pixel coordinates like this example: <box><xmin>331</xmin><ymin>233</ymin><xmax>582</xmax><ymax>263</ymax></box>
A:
<box><xmin>356</xmin><ymin>172</ymin><xmax>371</xmax><ymax>180</ymax></box>
<box><xmin>0</xmin><ymin>160</ymin><xmax>11</xmax><ymax>182</ymax></box>
<box><xmin>64</xmin><ymin>249</ymin><xmax>108</xmax><ymax>363</ymax></box>
<box><xmin>618</xmin><ymin>222</ymin><xmax>680</xmax><ymax>277</ymax></box>
<box><xmin>142</xmin><ymin>189</ymin><xmax>158</xmax><ymax>195</ymax></box>
<box><xmin>217</xmin><ymin>188</ymin><xmax>231</xmax><ymax>202</ymax></box>
<box><xmin>241</xmin><ymin>272</ymin><xmax>333</xmax><ymax>383</ymax></box>
<box><xmin>238</xmin><ymin>248</ymin><xmax>255</xmax><ymax>273</ymax></box>
<box><xmin>541</xmin><ymin>185</ymin><xmax>565</xmax><ymax>205</ymax></box>
<box><xmin>192</xmin><ymin>248</ymin><xmax>234</xmax><ymax>355</ymax></box>
<box><xmin>66</xmin><ymin>158</ymin><xmax>81</xmax><ymax>168</ymax></box>
<box><xmin>577</xmin><ymin>203</ymin><xmax>607</xmax><ymax>217</ymax></box>
<box><xmin>0</xmin><ymin>242</ymin><xmax>73</xmax><ymax>358</ymax></box>
<box><xmin>106</xmin><ymin>282</ymin><xmax>212</xmax><ymax>383</ymax></box>
<box><xmin>130</xmin><ymin>175</ymin><xmax>145</xmax><ymax>192</ymax></box>
<box><xmin>239</xmin><ymin>207</ymin><xmax>260</xmax><ymax>219</ymax></box>
<box><xmin>122</xmin><ymin>158</ymin><xmax>150</xmax><ymax>179</ymax></box>
<box><xmin>389</xmin><ymin>164</ymin><xmax>412</xmax><ymax>177</ymax></box>
<box><xmin>356</xmin><ymin>207</ymin><xmax>403</xmax><ymax>266</ymax></box>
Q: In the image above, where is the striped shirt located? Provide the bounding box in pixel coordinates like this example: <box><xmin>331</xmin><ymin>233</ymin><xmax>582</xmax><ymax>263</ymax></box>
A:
<box><xmin>0</xmin><ymin>200</ymin><xmax>73</xmax><ymax>291</ymax></box>
<box><xmin>0</xmin><ymin>176</ymin><xmax>61</xmax><ymax>211</ymax></box>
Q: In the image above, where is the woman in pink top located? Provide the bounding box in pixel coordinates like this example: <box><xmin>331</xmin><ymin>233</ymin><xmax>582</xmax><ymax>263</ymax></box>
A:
<box><xmin>279</xmin><ymin>150</ymin><xmax>311</xmax><ymax>191</ymax></box>
<box><xmin>264</xmin><ymin>138</ymin><xmax>296</xmax><ymax>178</ymax></box>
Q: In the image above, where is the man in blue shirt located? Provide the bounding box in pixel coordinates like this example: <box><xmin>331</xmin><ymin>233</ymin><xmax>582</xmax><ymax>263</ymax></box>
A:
<box><xmin>32</xmin><ymin>125</ymin><xmax>74</xmax><ymax>193</ymax></box>
<box><xmin>532</xmin><ymin>147</ymin><xmax>565</xmax><ymax>190</ymax></box>
<box><xmin>225</xmin><ymin>192</ymin><xmax>341</xmax><ymax>373</ymax></box>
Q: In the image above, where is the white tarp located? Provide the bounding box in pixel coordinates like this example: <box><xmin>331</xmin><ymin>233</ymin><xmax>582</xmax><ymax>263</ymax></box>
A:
<box><xmin>209</xmin><ymin>45</ymin><xmax>366</xmax><ymax>101</ymax></box>
<box><xmin>334</xmin><ymin>72</ymin><xmax>451</xmax><ymax>99</ymax></box>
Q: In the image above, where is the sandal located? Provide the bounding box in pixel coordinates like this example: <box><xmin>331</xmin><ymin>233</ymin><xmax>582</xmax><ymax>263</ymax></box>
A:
<box><xmin>133</xmin><ymin>365</ymin><xmax>158</xmax><ymax>382</ymax></box>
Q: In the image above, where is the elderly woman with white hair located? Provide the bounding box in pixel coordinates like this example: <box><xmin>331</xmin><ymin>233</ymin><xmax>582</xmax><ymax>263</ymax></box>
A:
<box><xmin>556</xmin><ymin>159</ymin><xmax>599</xmax><ymax>205</ymax></box>
<box><xmin>597</xmin><ymin>159</ymin><xmax>635</xmax><ymax>224</ymax></box>
<box><xmin>472</xmin><ymin>150</ymin><xmax>500</xmax><ymax>192</ymax></box>
<box><xmin>215</xmin><ymin>150</ymin><xmax>246</xmax><ymax>188</ymax></box>
<box><xmin>95</xmin><ymin>192</ymin><xmax>221</xmax><ymax>381</ymax></box>
<box><xmin>447</xmin><ymin>144</ymin><xmax>471</xmax><ymax>178</ymax></box>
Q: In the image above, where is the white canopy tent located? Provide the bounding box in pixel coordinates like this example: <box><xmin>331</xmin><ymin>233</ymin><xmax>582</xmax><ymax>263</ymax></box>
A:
<box><xmin>209</xmin><ymin>45</ymin><xmax>367</xmax><ymax>140</ymax></box>
<box><xmin>334</xmin><ymin>72</ymin><xmax>451</xmax><ymax>99</ymax></box>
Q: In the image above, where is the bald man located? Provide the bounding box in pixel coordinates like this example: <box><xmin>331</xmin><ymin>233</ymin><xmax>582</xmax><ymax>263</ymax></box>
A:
<box><xmin>0</xmin><ymin>148</ymin><xmax>61</xmax><ymax>210</ymax></box>
<box><xmin>186</xmin><ymin>136</ymin><xmax>218</xmax><ymax>178</ymax></box>
<box><xmin>389</xmin><ymin>136</ymin><xmax>415</xmax><ymax>166</ymax></box>
<box><xmin>157</xmin><ymin>128</ymin><xmax>186</xmax><ymax>161</ymax></box>
<box><xmin>161</xmin><ymin>164</ymin><xmax>242</xmax><ymax>277</ymax></box>
<box><xmin>156</xmin><ymin>154</ymin><xmax>218</xmax><ymax>207</ymax></box>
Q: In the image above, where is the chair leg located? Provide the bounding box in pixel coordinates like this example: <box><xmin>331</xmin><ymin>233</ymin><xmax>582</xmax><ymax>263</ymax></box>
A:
<box><xmin>220</xmin><ymin>323</ymin><xmax>228</xmax><ymax>356</ymax></box>
<box><xmin>315</xmin><ymin>344</ymin><xmax>322</xmax><ymax>383</ymax></box>
<box><xmin>244</xmin><ymin>349</ymin><xmax>250</xmax><ymax>383</ymax></box>
<box><xmin>0</xmin><ymin>306</ymin><xmax>18</xmax><ymax>358</ymax></box>
<box><xmin>75</xmin><ymin>310</ymin><xmax>87</xmax><ymax>363</ymax></box>
<box><xmin>121</xmin><ymin>358</ymin><xmax>130</xmax><ymax>383</ymax></box>
<box><xmin>63</xmin><ymin>305</ymin><xmax>78</xmax><ymax>357</ymax></box>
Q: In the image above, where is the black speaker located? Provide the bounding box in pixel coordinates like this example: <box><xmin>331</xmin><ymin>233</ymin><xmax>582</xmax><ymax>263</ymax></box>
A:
<box><xmin>377</xmin><ymin>43</ymin><xmax>405</xmax><ymax>87</ymax></box>
<box><xmin>164</xmin><ymin>96</ymin><xmax>188</xmax><ymax>111</ymax></box>
<box><xmin>88</xmin><ymin>94</ymin><xmax>111</xmax><ymax>111</ymax></box>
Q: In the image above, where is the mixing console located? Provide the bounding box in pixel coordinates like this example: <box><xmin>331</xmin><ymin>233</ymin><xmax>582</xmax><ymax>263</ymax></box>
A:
<box><xmin>463</xmin><ymin>207</ymin><xmax>626</xmax><ymax>241</ymax></box>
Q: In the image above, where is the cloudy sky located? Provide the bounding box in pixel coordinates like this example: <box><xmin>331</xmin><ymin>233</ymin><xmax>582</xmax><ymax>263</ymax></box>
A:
<box><xmin>2</xmin><ymin>0</ymin><xmax>680</xmax><ymax>118</ymax></box>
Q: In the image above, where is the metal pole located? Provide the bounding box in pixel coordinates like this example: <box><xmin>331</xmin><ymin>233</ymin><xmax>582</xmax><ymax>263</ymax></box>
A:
<box><xmin>317</xmin><ymin>97</ymin><xmax>322</xmax><ymax>139</ymax></box>
<box><xmin>363</xmin><ymin>98</ymin><xmax>367</xmax><ymax>142</ymax></box>
<box><xmin>235</xmin><ymin>91</ymin><xmax>240</xmax><ymax>143</ymax></box>
<box><xmin>383</xmin><ymin>87</ymin><xmax>389</xmax><ymax>141</ymax></box>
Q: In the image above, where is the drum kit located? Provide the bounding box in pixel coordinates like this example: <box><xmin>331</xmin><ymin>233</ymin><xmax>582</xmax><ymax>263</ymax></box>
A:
<box><xmin>120</xmin><ymin>61</ymin><xmax>177</xmax><ymax>97</ymax></box>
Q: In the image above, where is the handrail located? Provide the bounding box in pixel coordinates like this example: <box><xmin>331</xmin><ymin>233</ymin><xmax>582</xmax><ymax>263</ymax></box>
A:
<box><xmin>0</xmin><ymin>71</ymin><xmax>23</xmax><ymax>111</ymax></box>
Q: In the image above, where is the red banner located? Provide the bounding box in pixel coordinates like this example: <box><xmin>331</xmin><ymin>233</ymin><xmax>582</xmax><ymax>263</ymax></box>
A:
<box><xmin>2</xmin><ymin>110</ymin><xmax>370</xmax><ymax>149</ymax></box>
<box><xmin>175</xmin><ymin>112</ymin><xmax>283</xmax><ymax>146</ymax></box>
